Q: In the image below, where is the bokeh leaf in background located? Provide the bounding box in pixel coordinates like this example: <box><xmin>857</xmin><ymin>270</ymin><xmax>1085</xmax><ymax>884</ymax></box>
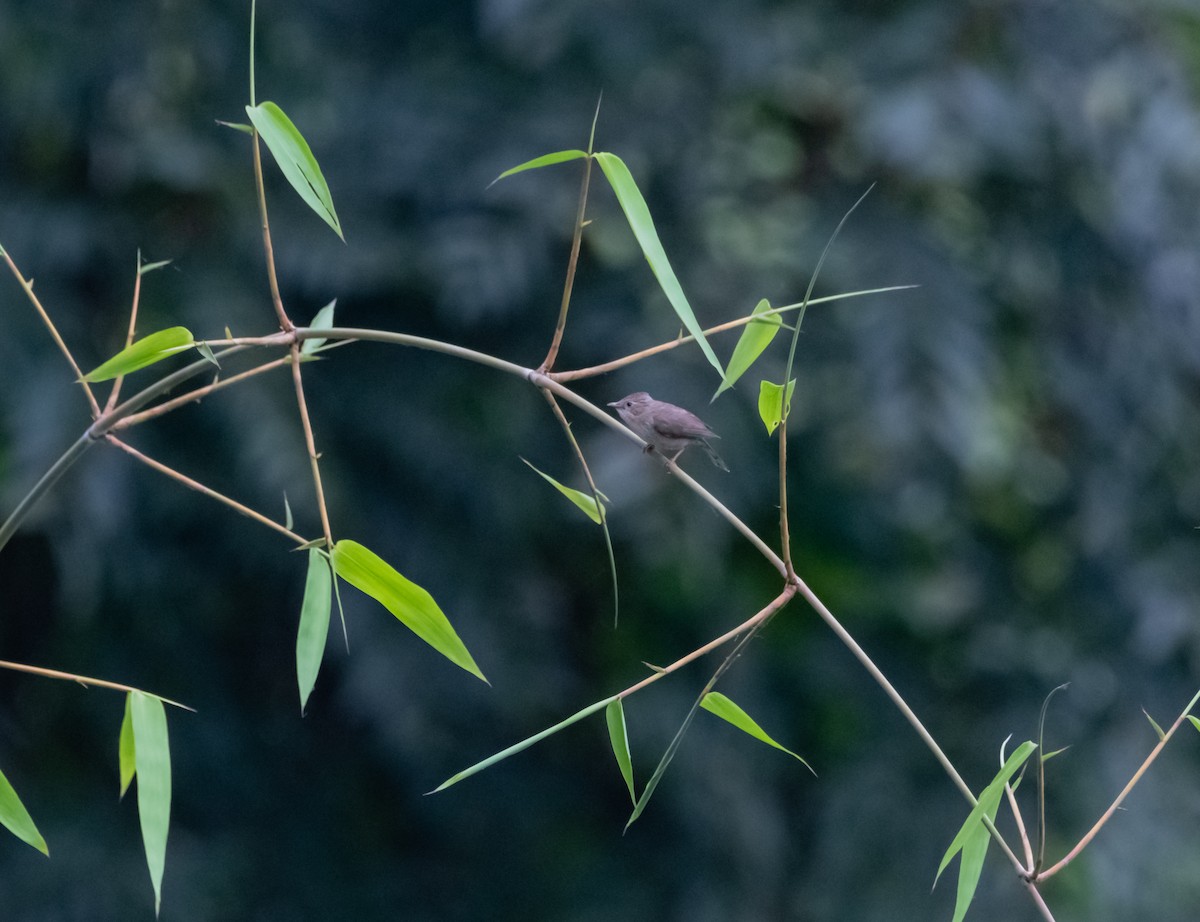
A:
<box><xmin>129</xmin><ymin>692</ymin><xmax>172</xmax><ymax>916</ymax></box>
<box><xmin>331</xmin><ymin>539</ymin><xmax>487</xmax><ymax>683</ymax></box>
<box><xmin>296</xmin><ymin>548</ymin><xmax>333</xmax><ymax>712</ymax></box>
<box><xmin>594</xmin><ymin>151</ymin><xmax>724</xmax><ymax>379</ymax></box>
<box><xmin>81</xmin><ymin>327</ymin><xmax>195</xmax><ymax>382</ymax></box>
<box><xmin>246</xmin><ymin>101</ymin><xmax>344</xmax><ymax>241</ymax></box>
<box><xmin>0</xmin><ymin>764</ymin><xmax>48</xmax><ymax>856</ymax></box>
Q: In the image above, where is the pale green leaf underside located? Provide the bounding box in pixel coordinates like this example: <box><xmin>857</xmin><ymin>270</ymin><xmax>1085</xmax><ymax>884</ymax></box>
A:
<box><xmin>331</xmin><ymin>539</ymin><xmax>487</xmax><ymax>682</ymax></box>
<box><xmin>521</xmin><ymin>458</ymin><xmax>605</xmax><ymax>524</ymax></box>
<box><xmin>296</xmin><ymin>549</ymin><xmax>333</xmax><ymax>712</ymax></box>
<box><xmin>81</xmin><ymin>327</ymin><xmax>195</xmax><ymax>382</ymax></box>
<box><xmin>491</xmin><ymin>149</ymin><xmax>589</xmax><ymax>186</ymax></box>
<box><xmin>714</xmin><ymin>299</ymin><xmax>781</xmax><ymax>401</ymax></box>
<box><xmin>0</xmin><ymin>763</ymin><xmax>48</xmax><ymax>856</ymax></box>
<box><xmin>130</xmin><ymin>691</ymin><xmax>172</xmax><ymax>916</ymax></box>
<box><xmin>605</xmin><ymin>699</ymin><xmax>636</xmax><ymax>804</ymax></box>
<box><xmin>246</xmin><ymin>100</ymin><xmax>344</xmax><ymax>241</ymax></box>
<box><xmin>302</xmin><ymin>299</ymin><xmax>337</xmax><ymax>355</ymax></box>
<box><xmin>593</xmin><ymin>151</ymin><xmax>724</xmax><ymax>380</ymax></box>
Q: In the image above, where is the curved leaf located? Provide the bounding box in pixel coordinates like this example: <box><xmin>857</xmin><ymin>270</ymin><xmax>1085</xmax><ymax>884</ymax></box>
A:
<box><xmin>605</xmin><ymin>699</ymin><xmax>636</xmax><ymax>804</ymax></box>
<box><xmin>0</xmin><ymin>764</ymin><xmax>47</xmax><ymax>856</ymax></box>
<box><xmin>758</xmin><ymin>379</ymin><xmax>796</xmax><ymax>435</ymax></box>
<box><xmin>713</xmin><ymin>299</ymin><xmax>781</xmax><ymax>401</ymax></box>
<box><xmin>331</xmin><ymin>539</ymin><xmax>487</xmax><ymax>683</ymax></box>
<box><xmin>301</xmin><ymin>299</ymin><xmax>337</xmax><ymax>355</ymax></box>
<box><xmin>490</xmin><ymin>149</ymin><xmax>589</xmax><ymax>186</ymax></box>
<box><xmin>81</xmin><ymin>327</ymin><xmax>195</xmax><ymax>382</ymax></box>
<box><xmin>701</xmin><ymin>692</ymin><xmax>814</xmax><ymax>773</ymax></box>
<box><xmin>246</xmin><ymin>101</ymin><xmax>344</xmax><ymax>241</ymax></box>
<box><xmin>130</xmin><ymin>691</ymin><xmax>172</xmax><ymax>916</ymax></box>
<box><xmin>296</xmin><ymin>549</ymin><xmax>333</xmax><ymax>712</ymax></box>
<box><xmin>594</xmin><ymin>152</ymin><xmax>724</xmax><ymax>379</ymax></box>
<box><xmin>521</xmin><ymin>457</ymin><xmax>606</xmax><ymax>524</ymax></box>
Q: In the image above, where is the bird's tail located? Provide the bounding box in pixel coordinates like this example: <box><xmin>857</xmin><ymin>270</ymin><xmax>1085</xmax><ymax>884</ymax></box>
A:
<box><xmin>702</xmin><ymin>440</ymin><xmax>729</xmax><ymax>472</ymax></box>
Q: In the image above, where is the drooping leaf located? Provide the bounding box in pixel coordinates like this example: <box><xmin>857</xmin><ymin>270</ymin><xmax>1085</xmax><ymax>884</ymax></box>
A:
<box><xmin>431</xmin><ymin>696</ymin><xmax>617</xmax><ymax>793</ymax></box>
<box><xmin>521</xmin><ymin>458</ymin><xmax>606</xmax><ymax>524</ymax></box>
<box><xmin>331</xmin><ymin>540</ymin><xmax>487</xmax><ymax>682</ymax></box>
<box><xmin>118</xmin><ymin>694</ymin><xmax>136</xmax><ymax>799</ymax></box>
<box><xmin>713</xmin><ymin>299</ymin><xmax>781</xmax><ymax>401</ymax></box>
<box><xmin>700</xmin><ymin>692</ymin><xmax>814</xmax><ymax>774</ymax></box>
<box><xmin>489</xmin><ymin>149</ymin><xmax>589</xmax><ymax>187</ymax></box>
<box><xmin>301</xmin><ymin>299</ymin><xmax>337</xmax><ymax>355</ymax></box>
<box><xmin>194</xmin><ymin>341</ymin><xmax>219</xmax><ymax>368</ymax></box>
<box><xmin>0</xmin><ymin>764</ymin><xmax>48</xmax><ymax>856</ymax></box>
<box><xmin>81</xmin><ymin>327</ymin><xmax>195</xmax><ymax>382</ymax></box>
<box><xmin>246</xmin><ymin>101</ymin><xmax>344</xmax><ymax>241</ymax></box>
<box><xmin>758</xmin><ymin>379</ymin><xmax>797</xmax><ymax>435</ymax></box>
<box><xmin>296</xmin><ymin>549</ymin><xmax>333</xmax><ymax>712</ymax></box>
<box><xmin>130</xmin><ymin>692</ymin><xmax>172</xmax><ymax>916</ymax></box>
<box><xmin>593</xmin><ymin>151</ymin><xmax>724</xmax><ymax>379</ymax></box>
<box><xmin>606</xmin><ymin>699</ymin><xmax>636</xmax><ymax>804</ymax></box>
<box><xmin>936</xmin><ymin>741</ymin><xmax>1037</xmax><ymax>922</ymax></box>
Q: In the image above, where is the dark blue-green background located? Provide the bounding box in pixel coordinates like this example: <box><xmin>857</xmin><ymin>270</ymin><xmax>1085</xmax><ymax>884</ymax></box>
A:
<box><xmin>3</xmin><ymin>1</ymin><xmax>1200</xmax><ymax>919</ymax></box>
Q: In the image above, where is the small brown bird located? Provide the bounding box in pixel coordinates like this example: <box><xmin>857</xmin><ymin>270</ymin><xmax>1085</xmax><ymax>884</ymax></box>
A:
<box><xmin>607</xmin><ymin>392</ymin><xmax>729</xmax><ymax>471</ymax></box>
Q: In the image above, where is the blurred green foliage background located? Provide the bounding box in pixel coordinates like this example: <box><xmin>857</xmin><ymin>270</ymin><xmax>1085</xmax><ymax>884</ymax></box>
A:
<box><xmin>3</xmin><ymin>0</ymin><xmax>1200</xmax><ymax>919</ymax></box>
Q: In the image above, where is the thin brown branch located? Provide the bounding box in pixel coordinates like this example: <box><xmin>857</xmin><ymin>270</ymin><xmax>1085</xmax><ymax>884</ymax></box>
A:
<box><xmin>107</xmin><ymin>435</ymin><xmax>307</xmax><ymax>546</ymax></box>
<box><xmin>251</xmin><ymin>133</ymin><xmax>292</xmax><ymax>331</ymax></box>
<box><xmin>0</xmin><ymin>658</ymin><xmax>195</xmax><ymax>712</ymax></box>
<box><xmin>2</xmin><ymin>245</ymin><xmax>101</xmax><ymax>417</ymax></box>
<box><xmin>539</xmin><ymin>153</ymin><xmax>595</xmax><ymax>374</ymax></box>
<box><xmin>103</xmin><ymin>252</ymin><xmax>146</xmax><ymax>414</ymax></box>
<box><xmin>289</xmin><ymin>343</ymin><xmax>334</xmax><ymax>547</ymax></box>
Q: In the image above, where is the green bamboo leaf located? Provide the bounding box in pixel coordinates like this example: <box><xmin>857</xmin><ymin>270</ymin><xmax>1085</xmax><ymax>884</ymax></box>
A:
<box><xmin>194</xmin><ymin>341</ymin><xmax>219</xmax><ymax>368</ymax></box>
<box><xmin>431</xmin><ymin>696</ymin><xmax>617</xmax><ymax>793</ymax></box>
<box><xmin>81</xmin><ymin>327</ymin><xmax>195</xmax><ymax>382</ymax></box>
<box><xmin>301</xmin><ymin>299</ymin><xmax>337</xmax><ymax>355</ymax></box>
<box><xmin>700</xmin><ymin>692</ymin><xmax>815</xmax><ymax>774</ymax></box>
<box><xmin>489</xmin><ymin>149</ymin><xmax>589</xmax><ymax>187</ymax></box>
<box><xmin>593</xmin><ymin>151</ymin><xmax>724</xmax><ymax>379</ymax></box>
<box><xmin>757</xmin><ymin>379</ymin><xmax>796</xmax><ymax>435</ymax></box>
<box><xmin>605</xmin><ymin>699</ymin><xmax>636</xmax><ymax>804</ymax></box>
<box><xmin>713</xmin><ymin>300</ymin><xmax>781</xmax><ymax>401</ymax></box>
<box><xmin>0</xmin><ymin>764</ymin><xmax>48</xmax><ymax>856</ymax></box>
<box><xmin>246</xmin><ymin>101</ymin><xmax>344</xmax><ymax>241</ymax></box>
<box><xmin>130</xmin><ymin>691</ymin><xmax>172</xmax><ymax>916</ymax></box>
<box><xmin>216</xmin><ymin>119</ymin><xmax>255</xmax><ymax>135</ymax></box>
<box><xmin>331</xmin><ymin>539</ymin><xmax>487</xmax><ymax>683</ymax></box>
<box><xmin>297</xmin><ymin>549</ymin><xmax>333</xmax><ymax>713</ymax></box>
<box><xmin>521</xmin><ymin>458</ymin><xmax>606</xmax><ymax>524</ymax></box>
<box><xmin>283</xmin><ymin>493</ymin><xmax>294</xmax><ymax>532</ymax></box>
<box><xmin>118</xmin><ymin>694</ymin><xmax>136</xmax><ymax>799</ymax></box>
<box><xmin>936</xmin><ymin>740</ymin><xmax>1037</xmax><ymax>922</ymax></box>
<box><xmin>137</xmin><ymin>258</ymin><xmax>173</xmax><ymax>276</ymax></box>
<box><xmin>1188</xmin><ymin>714</ymin><xmax>1200</xmax><ymax>733</ymax></box>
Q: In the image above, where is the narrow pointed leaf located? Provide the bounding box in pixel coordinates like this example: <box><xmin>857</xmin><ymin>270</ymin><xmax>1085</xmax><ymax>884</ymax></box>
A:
<box><xmin>118</xmin><ymin>693</ymin><xmax>136</xmax><ymax>799</ymax></box>
<box><xmin>0</xmin><ymin>764</ymin><xmax>48</xmax><ymax>856</ymax></box>
<box><xmin>81</xmin><ymin>327</ymin><xmax>195</xmax><ymax>382</ymax></box>
<box><xmin>594</xmin><ymin>152</ymin><xmax>724</xmax><ymax>379</ymax></box>
<box><xmin>216</xmin><ymin>119</ymin><xmax>255</xmax><ymax>135</ymax></box>
<box><xmin>713</xmin><ymin>300</ymin><xmax>781</xmax><ymax>400</ymax></box>
<box><xmin>700</xmin><ymin>692</ymin><xmax>814</xmax><ymax>774</ymax></box>
<box><xmin>757</xmin><ymin>379</ymin><xmax>796</xmax><ymax>435</ymax></box>
<box><xmin>605</xmin><ymin>700</ymin><xmax>636</xmax><ymax>804</ymax></box>
<box><xmin>195</xmin><ymin>341</ymin><xmax>219</xmax><ymax>368</ymax></box>
<box><xmin>283</xmin><ymin>493</ymin><xmax>294</xmax><ymax>532</ymax></box>
<box><xmin>301</xmin><ymin>299</ymin><xmax>337</xmax><ymax>355</ymax></box>
<box><xmin>935</xmin><ymin>741</ymin><xmax>1036</xmax><ymax>889</ymax></box>
<box><xmin>296</xmin><ymin>549</ymin><xmax>333</xmax><ymax>712</ymax></box>
<box><xmin>246</xmin><ymin>101</ymin><xmax>344</xmax><ymax>241</ymax></box>
<box><xmin>490</xmin><ymin>149</ymin><xmax>589</xmax><ymax>186</ymax></box>
<box><xmin>950</xmin><ymin>793</ymin><xmax>1001</xmax><ymax>922</ymax></box>
<box><xmin>331</xmin><ymin>539</ymin><xmax>487</xmax><ymax>682</ymax></box>
<box><xmin>521</xmin><ymin>458</ymin><xmax>606</xmax><ymax>524</ymax></box>
<box><xmin>1143</xmin><ymin>708</ymin><xmax>1165</xmax><ymax>741</ymax></box>
<box><xmin>431</xmin><ymin>696</ymin><xmax>616</xmax><ymax>793</ymax></box>
<box><xmin>137</xmin><ymin>258</ymin><xmax>173</xmax><ymax>276</ymax></box>
<box><xmin>130</xmin><ymin>692</ymin><xmax>172</xmax><ymax>916</ymax></box>
<box><xmin>1189</xmin><ymin>715</ymin><xmax>1200</xmax><ymax>733</ymax></box>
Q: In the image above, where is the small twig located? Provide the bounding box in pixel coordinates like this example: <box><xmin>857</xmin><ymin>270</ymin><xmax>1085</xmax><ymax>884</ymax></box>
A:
<box><xmin>251</xmin><ymin>133</ymin><xmax>292</xmax><ymax>332</ymax></box>
<box><xmin>103</xmin><ymin>252</ymin><xmax>147</xmax><ymax>414</ymax></box>
<box><xmin>2</xmin><ymin>245</ymin><xmax>101</xmax><ymax>417</ymax></box>
<box><xmin>0</xmin><ymin>658</ymin><xmax>195</xmax><ymax>712</ymax></box>
<box><xmin>289</xmin><ymin>344</ymin><xmax>334</xmax><ymax>547</ymax></box>
<box><xmin>1005</xmin><ymin>779</ymin><xmax>1036</xmax><ymax>871</ymax></box>
<box><xmin>106</xmin><ymin>435</ymin><xmax>308</xmax><ymax>546</ymax></box>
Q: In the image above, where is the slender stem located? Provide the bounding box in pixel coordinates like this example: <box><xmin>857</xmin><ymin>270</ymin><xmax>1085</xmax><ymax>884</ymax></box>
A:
<box><xmin>103</xmin><ymin>252</ymin><xmax>146</xmax><ymax>414</ymax></box>
<box><xmin>107</xmin><ymin>436</ymin><xmax>307</xmax><ymax>546</ymax></box>
<box><xmin>548</xmin><ymin>287</ymin><xmax>910</xmax><ymax>384</ymax></box>
<box><xmin>2</xmin><ymin>246</ymin><xmax>101</xmax><ymax>417</ymax></box>
<box><xmin>778</xmin><ymin>418</ymin><xmax>794</xmax><ymax>579</ymax></box>
<box><xmin>1006</xmin><ymin>780</ymin><xmax>1036</xmax><ymax>870</ymax></box>
<box><xmin>539</xmin><ymin>152</ymin><xmax>594</xmax><ymax>373</ymax></box>
<box><xmin>289</xmin><ymin>343</ymin><xmax>334</xmax><ymax>546</ymax></box>
<box><xmin>1024</xmin><ymin>881</ymin><xmax>1057</xmax><ymax>922</ymax></box>
<box><xmin>252</xmin><ymin>134</ymin><xmax>291</xmax><ymax>331</ymax></box>
<box><xmin>1038</xmin><ymin>687</ymin><xmax>1200</xmax><ymax>880</ymax></box>
<box><xmin>0</xmin><ymin>659</ymin><xmax>194</xmax><ymax>712</ymax></box>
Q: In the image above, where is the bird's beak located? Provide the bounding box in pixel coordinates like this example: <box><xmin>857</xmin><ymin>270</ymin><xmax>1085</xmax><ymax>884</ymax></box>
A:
<box><xmin>606</xmin><ymin>401</ymin><xmax>619</xmax><ymax>407</ymax></box>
